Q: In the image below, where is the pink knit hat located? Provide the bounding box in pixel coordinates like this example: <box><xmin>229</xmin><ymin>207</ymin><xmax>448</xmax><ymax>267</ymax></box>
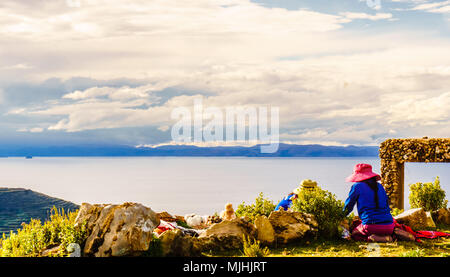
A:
<box><xmin>345</xmin><ymin>163</ymin><xmax>381</xmax><ymax>183</ymax></box>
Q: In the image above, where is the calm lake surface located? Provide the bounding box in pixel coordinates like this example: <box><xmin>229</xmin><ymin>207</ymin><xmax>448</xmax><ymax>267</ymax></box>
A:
<box><xmin>0</xmin><ymin>157</ymin><xmax>448</xmax><ymax>215</ymax></box>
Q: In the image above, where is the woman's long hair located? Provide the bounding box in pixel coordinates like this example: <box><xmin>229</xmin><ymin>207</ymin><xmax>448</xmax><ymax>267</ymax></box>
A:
<box><xmin>363</xmin><ymin>177</ymin><xmax>379</xmax><ymax>208</ymax></box>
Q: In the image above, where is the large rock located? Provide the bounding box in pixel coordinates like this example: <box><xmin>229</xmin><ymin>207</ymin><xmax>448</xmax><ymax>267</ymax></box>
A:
<box><xmin>432</xmin><ymin>208</ymin><xmax>450</xmax><ymax>225</ymax></box>
<box><xmin>394</xmin><ymin>208</ymin><xmax>436</xmax><ymax>230</ymax></box>
<box><xmin>254</xmin><ymin>215</ymin><xmax>275</xmax><ymax>245</ymax></box>
<box><xmin>196</xmin><ymin>217</ymin><xmax>256</xmax><ymax>251</ymax></box>
<box><xmin>67</xmin><ymin>243</ymin><xmax>81</xmax><ymax>257</ymax></box>
<box><xmin>74</xmin><ymin>203</ymin><xmax>107</xmax><ymax>234</ymax></box>
<box><xmin>268</xmin><ymin>210</ymin><xmax>318</xmax><ymax>245</ymax></box>
<box><xmin>75</xmin><ymin>202</ymin><xmax>160</xmax><ymax>257</ymax></box>
<box><xmin>159</xmin><ymin>229</ymin><xmax>200</xmax><ymax>257</ymax></box>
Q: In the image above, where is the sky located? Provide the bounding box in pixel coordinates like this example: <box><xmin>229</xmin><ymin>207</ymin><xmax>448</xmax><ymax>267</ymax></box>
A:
<box><xmin>0</xmin><ymin>0</ymin><xmax>449</xmax><ymax>147</ymax></box>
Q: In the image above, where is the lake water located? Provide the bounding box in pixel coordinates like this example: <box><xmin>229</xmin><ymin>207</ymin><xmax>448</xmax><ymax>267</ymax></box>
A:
<box><xmin>0</xmin><ymin>157</ymin><xmax>448</xmax><ymax>215</ymax></box>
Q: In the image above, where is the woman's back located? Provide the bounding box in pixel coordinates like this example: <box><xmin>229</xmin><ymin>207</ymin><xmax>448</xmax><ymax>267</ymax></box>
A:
<box><xmin>345</xmin><ymin>181</ymin><xmax>393</xmax><ymax>225</ymax></box>
<box><xmin>344</xmin><ymin>164</ymin><xmax>395</xmax><ymax>242</ymax></box>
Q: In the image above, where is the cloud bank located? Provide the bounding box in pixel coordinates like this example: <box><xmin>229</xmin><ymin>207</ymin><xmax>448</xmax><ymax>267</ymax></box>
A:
<box><xmin>0</xmin><ymin>0</ymin><xmax>449</xmax><ymax>146</ymax></box>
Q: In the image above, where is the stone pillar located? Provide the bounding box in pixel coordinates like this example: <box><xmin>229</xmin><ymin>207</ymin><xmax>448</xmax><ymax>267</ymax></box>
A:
<box><xmin>381</xmin><ymin>158</ymin><xmax>404</xmax><ymax>209</ymax></box>
<box><xmin>380</xmin><ymin>138</ymin><xmax>450</xmax><ymax>210</ymax></box>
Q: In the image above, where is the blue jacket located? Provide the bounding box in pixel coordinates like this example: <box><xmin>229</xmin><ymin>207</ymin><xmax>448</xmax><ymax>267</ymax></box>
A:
<box><xmin>343</xmin><ymin>182</ymin><xmax>393</xmax><ymax>225</ymax></box>
<box><xmin>275</xmin><ymin>194</ymin><xmax>295</xmax><ymax>211</ymax></box>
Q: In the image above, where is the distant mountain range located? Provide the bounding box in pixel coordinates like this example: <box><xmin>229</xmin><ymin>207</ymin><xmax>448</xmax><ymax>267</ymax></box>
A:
<box><xmin>0</xmin><ymin>188</ymin><xmax>79</xmax><ymax>235</ymax></box>
<box><xmin>0</xmin><ymin>143</ymin><xmax>379</xmax><ymax>157</ymax></box>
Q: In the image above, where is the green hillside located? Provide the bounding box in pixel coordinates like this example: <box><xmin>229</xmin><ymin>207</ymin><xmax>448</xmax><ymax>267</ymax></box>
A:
<box><xmin>0</xmin><ymin>188</ymin><xmax>79</xmax><ymax>235</ymax></box>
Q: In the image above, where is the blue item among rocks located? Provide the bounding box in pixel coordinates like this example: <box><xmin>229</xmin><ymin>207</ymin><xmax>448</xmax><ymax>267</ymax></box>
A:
<box><xmin>275</xmin><ymin>194</ymin><xmax>295</xmax><ymax>211</ymax></box>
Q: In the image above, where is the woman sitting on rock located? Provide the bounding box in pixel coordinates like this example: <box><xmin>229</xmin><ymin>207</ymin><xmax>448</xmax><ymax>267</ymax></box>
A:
<box><xmin>344</xmin><ymin>163</ymin><xmax>394</xmax><ymax>242</ymax></box>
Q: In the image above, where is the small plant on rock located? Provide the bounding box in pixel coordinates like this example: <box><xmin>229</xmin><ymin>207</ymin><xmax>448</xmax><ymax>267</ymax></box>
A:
<box><xmin>235</xmin><ymin>192</ymin><xmax>276</xmax><ymax>223</ymax></box>
<box><xmin>409</xmin><ymin>177</ymin><xmax>447</xmax><ymax>212</ymax></box>
<box><xmin>242</xmin><ymin>235</ymin><xmax>270</xmax><ymax>257</ymax></box>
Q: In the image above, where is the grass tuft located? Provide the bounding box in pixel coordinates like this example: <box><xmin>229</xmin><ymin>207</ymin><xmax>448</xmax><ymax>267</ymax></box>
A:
<box><xmin>242</xmin><ymin>235</ymin><xmax>270</xmax><ymax>257</ymax></box>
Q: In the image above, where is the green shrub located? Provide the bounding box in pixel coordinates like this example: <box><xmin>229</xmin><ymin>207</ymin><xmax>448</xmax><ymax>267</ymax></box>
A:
<box><xmin>346</xmin><ymin>212</ymin><xmax>356</xmax><ymax>223</ymax></box>
<box><xmin>176</xmin><ymin>220</ymin><xmax>191</xmax><ymax>229</ymax></box>
<box><xmin>291</xmin><ymin>186</ymin><xmax>345</xmax><ymax>239</ymax></box>
<box><xmin>235</xmin><ymin>192</ymin><xmax>276</xmax><ymax>222</ymax></box>
<box><xmin>0</xmin><ymin>207</ymin><xmax>87</xmax><ymax>257</ymax></box>
<box><xmin>242</xmin><ymin>235</ymin><xmax>270</xmax><ymax>257</ymax></box>
<box><xmin>391</xmin><ymin>208</ymin><xmax>404</xmax><ymax>217</ymax></box>
<box><xmin>143</xmin><ymin>234</ymin><xmax>162</xmax><ymax>257</ymax></box>
<box><xmin>409</xmin><ymin>177</ymin><xmax>447</xmax><ymax>212</ymax></box>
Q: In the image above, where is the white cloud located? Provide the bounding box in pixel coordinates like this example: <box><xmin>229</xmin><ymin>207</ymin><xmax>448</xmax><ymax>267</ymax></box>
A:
<box><xmin>364</xmin><ymin>0</ymin><xmax>382</xmax><ymax>11</ymax></box>
<box><xmin>17</xmin><ymin>127</ymin><xmax>44</xmax><ymax>133</ymax></box>
<box><xmin>341</xmin><ymin>12</ymin><xmax>393</xmax><ymax>21</ymax></box>
<box><xmin>16</xmin><ymin>44</ymin><xmax>450</xmax><ymax>143</ymax></box>
<box><xmin>30</xmin><ymin>127</ymin><xmax>44</xmax><ymax>133</ymax></box>
<box><xmin>0</xmin><ymin>0</ymin><xmax>397</xmax><ymax>82</ymax></box>
<box><xmin>0</xmin><ymin>63</ymin><xmax>33</xmax><ymax>70</ymax></box>
<box><xmin>66</xmin><ymin>0</ymin><xmax>82</xmax><ymax>8</ymax></box>
<box><xmin>386</xmin><ymin>92</ymin><xmax>450</xmax><ymax>126</ymax></box>
<box><xmin>2</xmin><ymin>0</ymin><xmax>450</xmax><ymax>145</ymax></box>
<box><xmin>404</xmin><ymin>0</ymin><xmax>450</xmax><ymax>13</ymax></box>
<box><xmin>391</xmin><ymin>0</ymin><xmax>428</xmax><ymax>2</ymax></box>
<box><xmin>0</xmin><ymin>0</ymin><xmax>348</xmax><ymax>41</ymax></box>
<box><xmin>62</xmin><ymin>84</ymin><xmax>171</xmax><ymax>101</ymax></box>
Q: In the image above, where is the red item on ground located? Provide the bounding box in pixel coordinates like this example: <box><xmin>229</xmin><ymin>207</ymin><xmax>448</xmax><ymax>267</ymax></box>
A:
<box><xmin>393</xmin><ymin>219</ymin><xmax>450</xmax><ymax>242</ymax></box>
<box><xmin>415</xmin><ymin>230</ymin><xmax>450</xmax><ymax>239</ymax></box>
<box><xmin>393</xmin><ymin>220</ymin><xmax>421</xmax><ymax>242</ymax></box>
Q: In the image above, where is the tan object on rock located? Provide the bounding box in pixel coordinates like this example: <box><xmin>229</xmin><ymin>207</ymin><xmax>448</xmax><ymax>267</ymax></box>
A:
<box><xmin>220</xmin><ymin>203</ymin><xmax>236</xmax><ymax>221</ymax></box>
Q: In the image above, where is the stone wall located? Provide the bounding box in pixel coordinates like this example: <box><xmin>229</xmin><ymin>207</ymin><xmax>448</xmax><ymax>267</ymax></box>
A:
<box><xmin>380</xmin><ymin>138</ymin><xmax>450</xmax><ymax>209</ymax></box>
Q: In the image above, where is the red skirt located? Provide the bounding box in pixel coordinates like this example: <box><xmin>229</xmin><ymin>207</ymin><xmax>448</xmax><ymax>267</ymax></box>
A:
<box><xmin>351</xmin><ymin>222</ymin><xmax>395</xmax><ymax>242</ymax></box>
